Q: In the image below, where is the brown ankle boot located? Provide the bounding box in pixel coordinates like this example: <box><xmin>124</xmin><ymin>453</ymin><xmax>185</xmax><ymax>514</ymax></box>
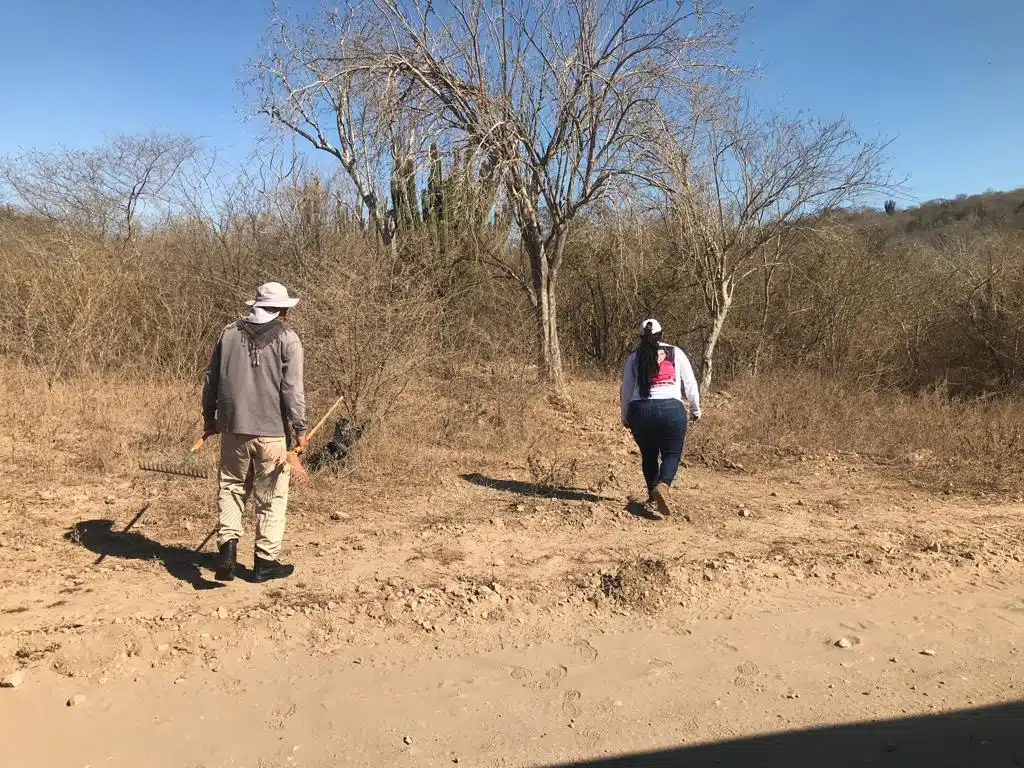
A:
<box><xmin>650</xmin><ymin>482</ymin><xmax>672</xmax><ymax>517</ymax></box>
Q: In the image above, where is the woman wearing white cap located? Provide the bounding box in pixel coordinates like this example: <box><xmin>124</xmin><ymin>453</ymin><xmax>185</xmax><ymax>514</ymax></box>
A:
<box><xmin>619</xmin><ymin>319</ymin><xmax>701</xmax><ymax>516</ymax></box>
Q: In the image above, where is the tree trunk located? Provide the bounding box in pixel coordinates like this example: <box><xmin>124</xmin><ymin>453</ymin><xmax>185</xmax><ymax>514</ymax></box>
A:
<box><xmin>526</xmin><ymin>235</ymin><xmax>566</xmax><ymax>392</ymax></box>
<box><xmin>752</xmin><ymin>261</ymin><xmax>777</xmax><ymax>377</ymax></box>
<box><xmin>700</xmin><ymin>284</ymin><xmax>732</xmax><ymax>392</ymax></box>
<box><xmin>545</xmin><ymin>267</ymin><xmax>564</xmax><ymax>389</ymax></box>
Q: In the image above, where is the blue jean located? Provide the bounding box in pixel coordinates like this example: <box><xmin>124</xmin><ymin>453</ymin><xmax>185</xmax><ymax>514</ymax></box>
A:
<box><xmin>627</xmin><ymin>399</ymin><xmax>687</xmax><ymax>493</ymax></box>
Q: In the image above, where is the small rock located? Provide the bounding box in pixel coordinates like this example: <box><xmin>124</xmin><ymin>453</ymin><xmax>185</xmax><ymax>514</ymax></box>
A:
<box><xmin>920</xmin><ymin>649</ymin><xmax>937</xmax><ymax>657</ymax></box>
<box><xmin>0</xmin><ymin>671</ymin><xmax>25</xmax><ymax>689</ymax></box>
<box><xmin>796</xmin><ymin>500</ymin><xmax>806</xmax><ymax>507</ymax></box>
<box><xmin>160</xmin><ymin>612</ymin><xmax>176</xmax><ymax>621</ymax></box>
<box><xmin>330</xmin><ymin>512</ymin><xmax>350</xmax><ymax>522</ymax></box>
<box><xmin>37</xmin><ymin>490</ymin><xmax>56</xmax><ymax>501</ymax></box>
<box><xmin>157</xmin><ymin>644</ymin><xmax>170</xmax><ymax>653</ymax></box>
<box><xmin>770</xmin><ymin>491</ymin><xmax>779</xmax><ymax>497</ymax></box>
<box><xmin>67</xmin><ymin>694</ymin><xmax>87</xmax><ymax>707</ymax></box>
<box><xmin>183</xmin><ymin>521</ymin><xmax>194</xmax><ymax>532</ymax></box>
<box><xmin>738</xmin><ymin>507</ymin><xmax>750</xmax><ymax>518</ymax></box>
<box><xmin>835</xmin><ymin>638</ymin><xmax>853</xmax><ymax>649</ymax></box>
<box><xmin>403</xmin><ymin>736</ymin><xmax>413</xmax><ymax>745</ymax></box>
<box><xmin>216</xmin><ymin>607</ymin><xmax>228</xmax><ymax>620</ymax></box>
<box><xmin>889</xmin><ymin>657</ymin><xmax>899</xmax><ymax>663</ymax></box>
<box><xmin>104</xmin><ymin>496</ymin><xmax>117</xmax><ymax>506</ymax></box>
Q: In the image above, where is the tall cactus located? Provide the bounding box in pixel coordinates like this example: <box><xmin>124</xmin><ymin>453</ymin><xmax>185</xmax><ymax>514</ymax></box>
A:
<box><xmin>385</xmin><ymin>140</ymin><xmax>507</xmax><ymax>259</ymax></box>
<box><xmin>425</xmin><ymin>141</ymin><xmax>446</xmax><ymax>251</ymax></box>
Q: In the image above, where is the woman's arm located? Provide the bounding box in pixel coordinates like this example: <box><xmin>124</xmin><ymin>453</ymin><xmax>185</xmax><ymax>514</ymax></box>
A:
<box><xmin>676</xmin><ymin>348</ymin><xmax>701</xmax><ymax>418</ymax></box>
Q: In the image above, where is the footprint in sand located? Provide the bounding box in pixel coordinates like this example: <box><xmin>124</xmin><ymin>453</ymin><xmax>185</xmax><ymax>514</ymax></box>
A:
<box><xmin>644</xmin><ymin>658</ymin><xmax>674</xmax><ymax>680</ymax></box>
<box><xmin>509</xmin><ymin>666</ymin><xmax>534</xmax><ymax>687</ymax></box>
<box><xmin>267</xmin><ymin>702</ymin><xmax>297</xmax><ymax>730</ymax></box>
<box><xmin>736</xmin><ymin>661</ymin><xmax>759</xmax><ymax>676</ymax></box>
<box><xmin>536</xmin><ymin>665</ymin><xmax>568</xmax><ymax>691</ymax></box>
<box><xmin>573</xmin><ymin>638</ymin><xmax>599</xmax><ymax>663</ymax></box>
<box><xmin>562</xmin><ymin>689</ymin><xmax>582</xmax><ymax>719</ymax></box>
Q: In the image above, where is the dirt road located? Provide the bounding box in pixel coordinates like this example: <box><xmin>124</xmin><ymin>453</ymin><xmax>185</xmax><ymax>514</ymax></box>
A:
<box><xmin>3</xmin><ymin>577</ymin><xmax>1023</xmax><ymax>767</ymax></box>
<box><xmin>2</xmin><ymin>400</ymin><xmax>1023</xmax><ymax>766</ymax></box>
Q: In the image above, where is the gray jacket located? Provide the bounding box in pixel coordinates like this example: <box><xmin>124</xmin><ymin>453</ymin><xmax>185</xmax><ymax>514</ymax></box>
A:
<box><xmin>202</xmin><ymin>320</ymin><xmax>307</xmax><ymax>440</ymax></box>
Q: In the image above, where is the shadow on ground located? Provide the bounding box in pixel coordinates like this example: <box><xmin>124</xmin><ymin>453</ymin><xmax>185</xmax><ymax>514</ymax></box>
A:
<box><xmin>461</xmin><ymin>473</ymin><xmax>615</xmax><ymax>503</ymax></box>
<box><xmin>64</xmin><ymin>518</ymin><xmax>258</xmax><ymax>590</ymax></box>
<box><xmin>548</xmin><ymin>701</ymin><xmax>1024</xmax><ymax>767</ymax></box>
<box><xmin>625</xmin><ymin>500</ymin><xmax>661</xmax><ymax>521</ymax></box>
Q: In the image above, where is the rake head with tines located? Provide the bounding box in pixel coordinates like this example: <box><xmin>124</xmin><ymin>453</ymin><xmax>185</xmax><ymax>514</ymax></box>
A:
<box><xmin>139</xmin><ymin>438</ymin><xmax>210</xmax><ymax>479</ymax></box>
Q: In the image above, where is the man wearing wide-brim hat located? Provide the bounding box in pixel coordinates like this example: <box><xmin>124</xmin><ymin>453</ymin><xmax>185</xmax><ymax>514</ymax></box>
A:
<box><xmin>201</xmin><ymin>281</ymin><xmax>308</xmax><ymax>582</ymax></box>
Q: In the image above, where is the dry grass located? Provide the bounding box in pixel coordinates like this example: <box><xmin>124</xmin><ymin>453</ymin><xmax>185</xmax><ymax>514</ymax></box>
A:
<box><xmin>0</xmin><ymin>358</ymin><xmax>552</xmax><ymax>506</ymax></box>
<box><xmin>688</xmin><ymin>371</ymin><xmax>1024</xmax><ymax>495</ymax></box>
<box><xmin>5</xmin><ymin>359</ymin><xmax>1023</xmax><ymax>520</ymax></box>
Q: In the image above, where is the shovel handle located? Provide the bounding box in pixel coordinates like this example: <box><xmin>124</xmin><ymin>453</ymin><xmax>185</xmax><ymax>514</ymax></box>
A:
<box><xmin>305</xmin><ymin>394</ymin><xmax>346</xmax><ymax>443</ymax></box>
<box><xmin>281</xmin><ymin>394</ymin><xmax>345</xmax><ymax>480</ymax></box>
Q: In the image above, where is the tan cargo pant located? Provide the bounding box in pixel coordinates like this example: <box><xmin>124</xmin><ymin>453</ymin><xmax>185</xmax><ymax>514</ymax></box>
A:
<box><xmin>216</xmin><ymin>433</ymin><xmax>291</xmax><ymax>561</ymax></box>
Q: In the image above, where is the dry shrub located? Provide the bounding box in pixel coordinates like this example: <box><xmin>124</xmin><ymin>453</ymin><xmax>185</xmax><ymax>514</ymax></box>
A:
<box><xmin>0</xmin><ymin>217</ymin><xmax>224</xmax><ymax>382</ymax></box>
<box><xmin>526</xmin><ymin>450</ymin><xmax>580</xmax><ymax>493</ymax></box>
<box><xmin>435</xmin><ymin>359</ymin><xmax>545</xmax><ymax>453</ymax></box>
<box><xmin>290</xmin><ymin>243</ymin><xmax>447</xmax><ymax>458</ymax></box>
<box><xmin>688</xmin><ymin>371</ymin><xmax>1024</xmax><ymax>495</ymax></box>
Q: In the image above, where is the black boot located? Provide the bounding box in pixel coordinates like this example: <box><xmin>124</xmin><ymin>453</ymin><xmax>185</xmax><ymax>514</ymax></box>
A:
<box><xmin>214</xmin><ymin>539</ymin><xmax>237</xmax><ymax>581</ymax></box>
<box><xmin>254</xmin><ymin>554</ymin><xmax>295</xmax><ymax>582</ymax></box>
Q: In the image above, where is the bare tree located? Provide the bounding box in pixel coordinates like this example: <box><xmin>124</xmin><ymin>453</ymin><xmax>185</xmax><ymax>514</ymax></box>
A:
<box><xmin>253</xmin><ymin>3</ymin><xmax>419</xmax><ymax>245</ymax></box>
<box><xmin>658</xmin><ymin>100</ymin><xmax>896</xmax><ymax>390</ymax></box>
<box><xmin>0</xmin><ymin>134</ymin><xmax>199</xmax><ymax>245</ymax></box>
<box><xmin>253</xmin><ymin>0</ymin><xmax>739</xmax><ymax>391</ymax></box>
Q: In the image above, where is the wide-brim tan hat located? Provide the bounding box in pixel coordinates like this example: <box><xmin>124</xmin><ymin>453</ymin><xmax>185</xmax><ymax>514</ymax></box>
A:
<box><xmin>246</xmin><ymin>281</ymin><xmax>299</xmax><ymax>309</ymax></box>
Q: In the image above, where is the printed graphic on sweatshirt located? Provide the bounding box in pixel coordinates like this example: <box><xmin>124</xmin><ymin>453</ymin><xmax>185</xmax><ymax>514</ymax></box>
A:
<box><xmin>650</xmin><ymin>346</ymin><xmax>677</xmax><ymax>387</ymax></box>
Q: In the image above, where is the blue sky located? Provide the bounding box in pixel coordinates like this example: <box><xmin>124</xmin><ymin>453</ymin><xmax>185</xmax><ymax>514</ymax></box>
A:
<box><xmin>1</xmin><ymin>0</ymin><xmax>1021</xmax><ymax>204</ymax></box>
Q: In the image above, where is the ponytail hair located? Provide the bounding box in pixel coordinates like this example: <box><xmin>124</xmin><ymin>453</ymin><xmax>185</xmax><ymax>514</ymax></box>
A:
<box><xmin>635</xmin><ymin>321</ymin><xmax>663</xmax><ymax>398</ymax></box>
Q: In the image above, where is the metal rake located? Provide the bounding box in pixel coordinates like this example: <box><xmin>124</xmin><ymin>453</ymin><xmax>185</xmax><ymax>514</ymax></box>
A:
<box><xmin>139</xmin><ymin>437</ymin><xmax>209</xmax><ymax>479</ymax></box>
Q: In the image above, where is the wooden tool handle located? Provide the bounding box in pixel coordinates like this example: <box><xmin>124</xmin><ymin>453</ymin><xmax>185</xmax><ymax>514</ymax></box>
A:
<box><xmin>305</xmin><ymin>394</ymin><xmax>346</xmax><ymax>442</ymax></box>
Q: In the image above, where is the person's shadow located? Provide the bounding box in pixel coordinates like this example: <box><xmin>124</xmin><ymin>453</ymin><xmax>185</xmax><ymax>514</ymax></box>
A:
<box><xmin>65</xmin><ymin>517</ymin><xmax>257</xmax><ymax>590</ymax></box>
<box><xmin>625</xmin><ymin>499</ymin><xmax>661</xmax><ymax>521</ymax></box>
<box><xmin>461</xmin><ymin>473</ymin><xmax>616</xmax><ymax>503</ymax></box>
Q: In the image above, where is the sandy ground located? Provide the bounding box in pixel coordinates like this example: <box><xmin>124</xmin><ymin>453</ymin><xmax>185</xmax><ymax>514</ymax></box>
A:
<box><xmin>1</xmin><ymin>393</ymin><xmax>1023</xmax><ymax>767</ymax></box>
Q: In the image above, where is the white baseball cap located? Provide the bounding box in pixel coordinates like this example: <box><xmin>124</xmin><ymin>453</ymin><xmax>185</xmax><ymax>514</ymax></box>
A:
<box><xmin>640</xmin><ymin>318</ymin><xmax>662</xmax><ymax>334</ymax></box>
<box><xmin>246</xmin><ymin>282</ymin><xmax>299</xmax><ymax>309</ymax></box>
